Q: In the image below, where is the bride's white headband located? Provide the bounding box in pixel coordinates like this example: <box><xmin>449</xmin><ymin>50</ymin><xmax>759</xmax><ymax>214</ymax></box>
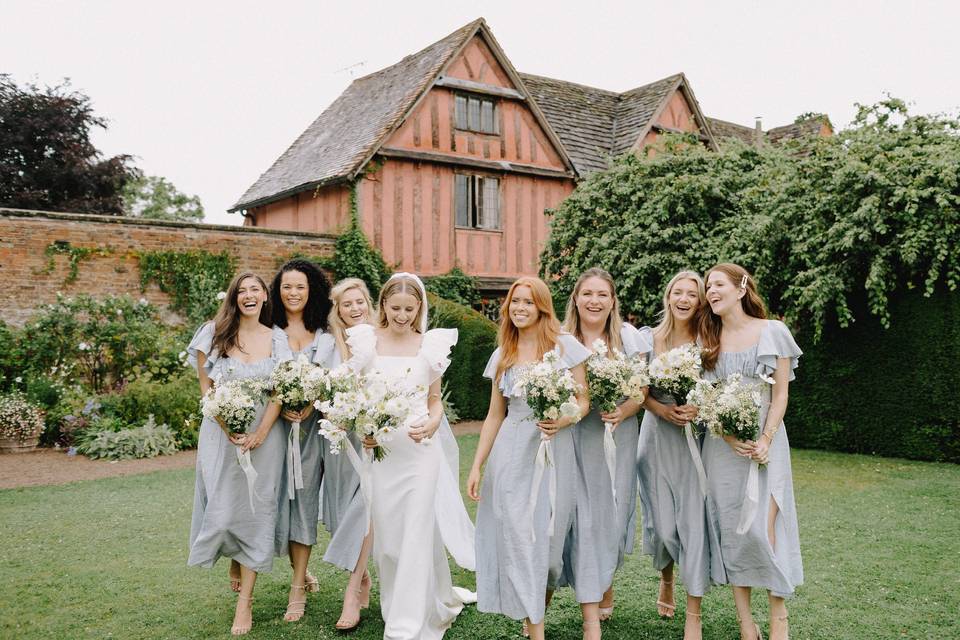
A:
<box><xmin>385</xmin><ymin>272</ymin><xmax>429</xmax><ymax>332</ymax></box>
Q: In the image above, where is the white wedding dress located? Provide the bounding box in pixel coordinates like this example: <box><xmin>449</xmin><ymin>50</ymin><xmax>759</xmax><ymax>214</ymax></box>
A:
<box><xmin>346</xmin><ymin>323</ymin><xmax>475</xmax><ymax>640</ymax></box>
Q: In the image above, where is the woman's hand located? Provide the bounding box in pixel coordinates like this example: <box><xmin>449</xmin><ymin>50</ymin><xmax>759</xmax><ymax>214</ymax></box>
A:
<box><xmin>678</xmin><ymin>404</ymin><xmax>699</xmax><ymax>422</ymax></box>
<box><xmin>657</xmin><ymin>403</ymin><xmax>690</xmax><ymax>427</ymax></box>
<box><xmin>467</xmin><ymin>467</ymin><xmax>482</xmax><ymax>501</ymax></box>
<box><xmin>599</xmin><ymin>406</ymin><xmax>624</xmax><ymax>429</ymax></box>
<box><xmin>723</xmin><ymin>434</ymin><xmax>755</xmax><ymax>457</ymax></box>
<box><xmin>751</xmin><ymin>434</ymin><xmax>771</xmax><ymax>464</ymax></box>
<box><xmin>408</xmin><ymin>418</ymin><xmax>438</xmax><ymax>443</ymax></box>
<box><xmin>362</xmin><ymin>435</ymin><xmax>378</xmax><ymax>450</ymax></box>
<box><xmin>282</xmin><ymin>406</ymin><xmax>313</xmax><ymax>423</ymax></box>
<box><xmin>241</xmin><ymin>428</ymin><xmax>268</xmax><ymax>453</ymax></box>
<box><xmin>228</xmin><ymin>432</ymin><xmax>244</xmax><ymax>446</ymax></box>
<box><xmin>537</xmin><ymin>418</ymin><xmax>564</xmax><ymax>439</ymax></box>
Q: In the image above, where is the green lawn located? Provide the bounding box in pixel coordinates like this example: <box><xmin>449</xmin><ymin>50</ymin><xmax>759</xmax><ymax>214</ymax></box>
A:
<box><xmin>1</xmin><ymin>438</ymin><xmax>958</xmax><ymax>639</ymax></box>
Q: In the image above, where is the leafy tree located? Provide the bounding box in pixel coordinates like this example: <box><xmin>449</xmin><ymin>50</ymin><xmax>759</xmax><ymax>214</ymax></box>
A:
<box><xmin>540</xmin><ymin>99</ymin><xmax>960</xmax><ymax>340</ymax></box>
<box><xmin>122</xmin><ymin>174</ymin><xmax>204</xmax><ymax>221</ymax></box>
<box><xmin>0</xmin><ymin>75</ymin><xmax>137</xmax><ymax>214</ymax></box>
<box><xmin>323</xmin><ymin>192</ymin><xmax>392</xmax><ymax>294</ymax></box>
<box><xmin>425</xmin><ymin>267</ymin><xmax>481</xmax><ymax>307</ymax></box>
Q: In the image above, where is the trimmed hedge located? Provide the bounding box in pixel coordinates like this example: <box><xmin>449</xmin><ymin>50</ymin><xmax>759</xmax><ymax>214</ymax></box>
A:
<box><xmin>428</xmin><ymin>293</ymin><xmax>497</xmax><ymax>420</ymax></box>
<box><xmin>790</xmin><ymin>287</ymin><xmax>960</xmax><ymax>463</ymax></box>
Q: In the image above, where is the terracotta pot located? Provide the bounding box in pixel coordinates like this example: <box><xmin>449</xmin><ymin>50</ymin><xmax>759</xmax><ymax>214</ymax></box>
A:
<box><xmin>0</xmin><ymin>435</ymin><xmax>40</xmax><ymax>454</ymax></box>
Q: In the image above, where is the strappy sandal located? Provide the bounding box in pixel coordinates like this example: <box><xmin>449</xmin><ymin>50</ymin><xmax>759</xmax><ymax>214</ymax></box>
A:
<box><xmin>684</xmin><ymin>610</ymin><xmax>702</xmax><ymax>640</ymax></box>
<box><xmin>770</xmin><ymin>613</ymin><xmax>788</xmax><ymax>639</ymax></box>
<box><xmin>284</xmin><ymin>584</ymin><xmax>307</xmax><ymax>622</ymax></box>
<box><xmin>521</xmin><ymin>619</ymin><xmax>529</xmax><ymax>638</ymax></box>
<box><xmin>582</xmin><ymin>619</ymin><xmax>601</xmax><ymax>639</ymax></box>
<box><xmin>304</xmin><ymin>570</ymin><xmax>320</xmax><ymax>593</ymax></box>
<box><xmin>598</xmin><ymin>592</ymin><xmax>614</xmax><ymax>621</ymax></box>
<box><xmin>737</xmin><ymin>614</ymin><xmax>764</xmax><ymax>640</ymax></box>
<box><xmin>656</xmin><ymin>578</ymin><xmax>676</xmax><ymax>618</ymax></box>
<box><xmin>231</xmin><ymin>595</ymin><xmax>253</xmax><ymax>636</ymax></box>
<box><xmin>335</xmin><ymin>585</ymin><xmax>365</xmax><ymax>632</ymax></box>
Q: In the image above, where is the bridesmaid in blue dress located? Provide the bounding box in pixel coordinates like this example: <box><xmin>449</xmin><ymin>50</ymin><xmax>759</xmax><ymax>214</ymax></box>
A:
<box><xmin>638</xmin><ymin>270</ymin><xmax>712</xmax><ymax>640</ymax></box>
<box><xmin>699</xmin><ymin>263</ymin><xmax>803</xmax><ymax>640</ymax></box>
<box><xmin>269</xmin><ymin>259</ymin><xmax>333</xmax><ymax>623</ymax></box>
<box><xmin>467</xmin><ymin>277</ymin><xmax>591</xmax><ymax>640</ymax></box>
<box><xmin>320</xmin><ymin>277</ymin><xmax>377</xmax><ymax>631</ymax></box>
<box><xmin>558</xmin><ymin>268</ymin><xmax>652</xmax><ymax>630</ymax></box>
<box><xmin>186</xmin><ymin>272</ymin><xmax>289</xmax><ymax>636</ymax></box>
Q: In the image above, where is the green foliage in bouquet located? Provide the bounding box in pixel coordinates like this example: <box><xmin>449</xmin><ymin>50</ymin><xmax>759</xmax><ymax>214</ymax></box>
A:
<box><xmin>428</xmin><ymin>293</ymin><xmax>496</xmax><ymax>420</ymax></box>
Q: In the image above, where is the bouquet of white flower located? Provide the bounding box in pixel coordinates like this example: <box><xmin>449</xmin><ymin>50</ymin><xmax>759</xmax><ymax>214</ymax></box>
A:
<box><xmin>648</xmin><ymin>343</ymin><xmax>702</xmax><ymax>406</ymax></box>
<box><xmin>200</xmin><ymin>377</ymin><xmax>267</xmax><ymax>510</ymax></box>
<box><xmin>318</xmin><ymin>369</ymin><xmax>421</xmax><ymax>462</ymax></box>
<box><xmin>587</xmin><ymin>339</ymin><xmax>649</xmax><ymax>410</ymax></box>
<box><xmin>511</xmin><ymin>348</ymin><xmax>583</xmax><ymax>541</ymax></box>
<box><xmin>693</xmin><ymin>373</ymin><xmax>764</xmax><ymax>444</ymax></box>
<box><xmin>271</xmin><ymin>354</ymin><xmax>327</xmax><ymax>498</ymax></box>
<box><xmin>200</xmin><ymin>378</ymin><xmax>265</xmax><ymax>435</ymax></box>
<box><xmin>512</xmin><ymin>350</ymin><xmax>583</xmax><ymax>422</ymax></box>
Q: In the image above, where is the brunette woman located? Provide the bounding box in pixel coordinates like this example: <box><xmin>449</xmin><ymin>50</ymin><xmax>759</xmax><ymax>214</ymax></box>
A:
<box><xmin>186</xmin><ymin>272</ymin><xmax>290</xmax><ymax>635</ymax></box>
<box><xmin>269</xmin><ymin>259</ymin><xmax>333</xmax><ymax>622</ymax></box>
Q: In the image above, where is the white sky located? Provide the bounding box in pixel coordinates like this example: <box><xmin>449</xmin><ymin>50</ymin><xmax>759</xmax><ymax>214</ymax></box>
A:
<box><xmin>3</xmin><ymin>0</ymin><xmax>958</xmax><ymax>226</ymax></box>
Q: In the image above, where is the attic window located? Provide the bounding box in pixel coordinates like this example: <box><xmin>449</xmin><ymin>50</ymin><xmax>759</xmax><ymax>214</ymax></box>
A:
<box><xmin>454</xmin><ymin>93</ymin><xmax>500</xmax><ymax>135</ymax></box>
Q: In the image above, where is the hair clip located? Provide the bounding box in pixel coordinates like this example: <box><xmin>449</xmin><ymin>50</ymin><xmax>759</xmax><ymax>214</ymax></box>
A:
<box><xmin>740</xmin><ymin>275</ymin><xmax>749</xmax><ymax>289</ymax></box>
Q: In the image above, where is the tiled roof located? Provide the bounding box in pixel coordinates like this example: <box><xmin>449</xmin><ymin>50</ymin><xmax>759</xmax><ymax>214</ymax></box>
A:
<box><xmin>706</xmin><ymin>117</ymin><xmax>757</xmax><ymax>145</ymax></box>
<box><xmin>767</xmin><ymin>118</ymin><xmax>830</xmax><ymax>144</ymax></box>
<box><xmin>232</xmin><ymin>19</ymin><xmax>481</xmax><ymax>211</ymax></box>
<box><xmin>519</xmin><ymin>73</ymin><xmax>690</xmax><ymax>176</ymax></box>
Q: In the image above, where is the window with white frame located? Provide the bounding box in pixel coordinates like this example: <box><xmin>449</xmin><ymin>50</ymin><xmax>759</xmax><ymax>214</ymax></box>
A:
<box><xmin>455</xmin><ymin>174</ymin><xmax>500</xmax><ymax>230</ymax></box>
<box><xmin>454</xmin><ymin>93</ymin><xmax>500</xmax><ymax>134</ymax></box>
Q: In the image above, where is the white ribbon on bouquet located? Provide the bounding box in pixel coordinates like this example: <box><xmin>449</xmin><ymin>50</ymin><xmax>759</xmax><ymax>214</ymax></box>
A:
<box><xmin>286</xmin><ymin>419</ymin><xmax>305</xmax><ymax>500</ymax></box>
<box><xmin>340</xmin><ymin>434</ymin><xmax>373</xmax><ymax>536</ymax></box>
<box><xmin>736</xmin><ymin>460</ymin><xmax>760</xmax><ymax>534</ymax></box>
<box><xmin>603</xmin><ymin>422</ymin><xmax>618</xmax><ymax>504</ymax></box>
<box><xmin>236</xmin><ymin>447</ymin><xmax>260</xmax><ymax>513</ymax></box>
<box><xmin>684</xmin><ymin>422</ymin><xmax>708</xmax><ymax>497</ymax></box>
<box><xmin>527</xmin><ymin>434</ymin><xmax>557</xmax><ymax>543</ymax></box>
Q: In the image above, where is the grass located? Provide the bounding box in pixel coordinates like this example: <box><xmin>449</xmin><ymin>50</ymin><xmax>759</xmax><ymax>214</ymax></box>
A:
<box><xmin>1</xmin><ymin>438</ymin><xmax>958</xmax><ymax>639</ymax></box>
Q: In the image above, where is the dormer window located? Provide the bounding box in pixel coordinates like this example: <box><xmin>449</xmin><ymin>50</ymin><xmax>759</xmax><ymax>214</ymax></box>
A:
<box><xmin>454</xmin><ymin>93</ymin><xmax>500</xmax><ymax>134</ymax></box>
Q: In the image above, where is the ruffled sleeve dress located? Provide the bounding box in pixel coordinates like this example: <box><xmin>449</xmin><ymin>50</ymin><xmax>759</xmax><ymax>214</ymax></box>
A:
<box><xmin>475</xmin><ymin>333</ymin><xmax>590</xmax><ymax>623</ymax></box>
<box><xmin>700</xmin><ymin>320</ymin><xmax>804</xmax><ymax>597</ymax></box>
<box><xmin>186</xmin><ymin>322</ymin><xmax>291</xmax><ymax>572</ymax></box>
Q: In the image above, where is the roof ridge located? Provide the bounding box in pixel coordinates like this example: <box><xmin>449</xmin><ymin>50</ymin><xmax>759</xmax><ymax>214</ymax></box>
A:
<box><xmin>519</xmin><ymin>71</ymin><xmax>620</xmax><ymax>97</ymax></box>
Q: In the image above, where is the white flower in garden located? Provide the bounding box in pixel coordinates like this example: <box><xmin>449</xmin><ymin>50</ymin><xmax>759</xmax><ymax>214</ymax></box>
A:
<box><xmin>116</xmin><ymin>309</ymin><xmax>123</xmax><ymax>316</ymax></box>
<box><xmin>216</xmin><ymin>291</ymin><xmax>227</xmax><ymax>301</ymax></box>
<box><xmin>139</xmin><ymin>298</ymin><xmax>149</xmax><ymax>306</ymax></box>
<box><xmin>78</xmin><ymin>342</ymin><xmax>90</xmax><ymax>351</ymax></box>
<box><xmin>14</xmin><ymin>376</ymin><xmax>22</xmax><ymax>383</ymax></box>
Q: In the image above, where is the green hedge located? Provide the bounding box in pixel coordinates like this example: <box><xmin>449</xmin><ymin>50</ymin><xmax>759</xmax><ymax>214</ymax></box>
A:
<box><xmin>790</xmin><ymin>287</ymin><xmax>960</xmax><ymax>463</ymax></box>
<box><xmin>428</xmin><ymin>293</ymin><xmax>497</xmax><ymax>420</ymax></box>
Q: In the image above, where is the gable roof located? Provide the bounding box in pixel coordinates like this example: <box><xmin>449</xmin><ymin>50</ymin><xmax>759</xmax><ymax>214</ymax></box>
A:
<box><xmin>708</xmin><ymin>115</ymin><xmax>833</xmax><ymax>147</ymax></box>
<box><xmin>232</xmin><ymin>18</ymin><xmax>575</xmax><ymax>212</ymax></box>
<box><xmin>520</xmin><ymin>72</ymin><xmax>716</xmax><ymax>176</ymax></box>
<box><xmin>706</xmin><ymin>117</ymin><xmax>758</xmax><ymax>145</ymax></box>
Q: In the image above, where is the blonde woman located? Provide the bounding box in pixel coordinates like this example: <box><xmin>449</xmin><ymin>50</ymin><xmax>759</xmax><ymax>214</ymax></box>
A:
<box><xmin>637</xmin><ymin>270</ymin><xmax>712</xmax><ymax>640</ymax></box>
<box><xmin>318</xmin><ymin>278</ymin><xmax>377</xmax><ymax>631</ymax></box>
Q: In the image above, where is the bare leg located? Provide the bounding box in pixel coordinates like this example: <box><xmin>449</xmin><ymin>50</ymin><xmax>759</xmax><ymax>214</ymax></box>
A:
<box><xmin>683</xmin><ymin>595</ymin><xmax>702</xmax><ymax>640</ymax></box>
<box><xmin>768</xmin><ymin>593</ymin><xmax>788</xmax><ymax>640</ymax></box>
<box><xmin>285</xmin><ymin>541</ymin><xmax>311</xmax><ymax>621</ymax></box>
<box><xmin>733</xmin><ymin>586</ymin><xmax>759</xmax><ymax>640</ymax></box>
<box><xmin>657</xmin><ymin>562</ymin><xmax>676</xmax><ymax>617</ymax></box>
<box><xmin>336</xmin><ymin>530</ymin><xmax>374</xmax><ymax>630</ymax></box>
<box><xmin>598</xmin><ymin>585</ymin><xmax>614</xmax><ymax>620</ymax></box>
<box><xmin>581</xmin><ymin>602</ymin><xmax>601</xmax><ymax>640</ymax></box>
<box><xmin>228</xmin><ymin>559</ymin><xmax>241</xmax><ymax>592</ymax></box>
<box><xmin>231</xmin><ymin>564</ymin><xmax>257</xmax><ymax>635</ymax></box>
<box><xmin>526</xmin><ymin>619</ymin><xmax>545</xmax><ymax>640</ymax></box>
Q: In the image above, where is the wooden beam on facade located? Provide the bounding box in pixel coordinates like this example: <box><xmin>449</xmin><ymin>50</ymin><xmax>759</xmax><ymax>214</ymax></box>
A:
<box><xmin>377</xmin><ymin>147</ymin><xmax>574</xmax><ymax>179</ymax></box>
<box><xmin>434</xmin><ymin>76</ymin><xmax>526</xmax><ymax>100</ymax></box>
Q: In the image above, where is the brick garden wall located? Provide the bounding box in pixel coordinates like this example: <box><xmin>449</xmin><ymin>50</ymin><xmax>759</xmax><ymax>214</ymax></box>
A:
<box><xmin>0</xmin><ymin>208</ymin><xmax>336</xmax><ymax>327</ymax></box>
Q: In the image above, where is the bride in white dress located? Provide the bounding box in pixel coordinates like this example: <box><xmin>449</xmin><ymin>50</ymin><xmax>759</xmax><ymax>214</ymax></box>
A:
<box><xmin>344</xmin><ymin>272</ymin><xmax>476</xmax><ymax>640</ymax></box>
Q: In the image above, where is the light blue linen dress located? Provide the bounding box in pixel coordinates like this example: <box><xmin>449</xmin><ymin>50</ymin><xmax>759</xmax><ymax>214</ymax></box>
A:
<box><xmin>278</xmin><ymin>329</ymin><xmax>333</xmax><ymax>547</ymax></box>
<box><xmin>186</xmin><ymin>322</ymin><xmax>291</xmax><ymax>573</ymax></box>
<box><xmin>560</xmin><ymin>323</ymin><xmax>653</xmax><ymax>603</ymax></box>
<box><xmin>637</xmin><ymin>337</ymin><xmax>712</xmax><ymax>597</ymax></box>
<box><xmin>701</xmin><ymin>320</ymin><xmax>803</xmax><ymax>598</ymax></box>
<box><xmin>317</xmin><ymin>341</ymin><xmax>369</xmax><ymax>571</ymax></box>
<box><xmin>475</xmin><ymin>334</ymin><xmax>590</xmax><ymax>623</ymax></box>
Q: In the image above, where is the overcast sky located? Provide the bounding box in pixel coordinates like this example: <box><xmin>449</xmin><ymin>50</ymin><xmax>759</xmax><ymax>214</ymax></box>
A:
<box><xmin>3</xmin><ymin>0</ymin><xmax>958</xmax><ymax>226</ymax></box>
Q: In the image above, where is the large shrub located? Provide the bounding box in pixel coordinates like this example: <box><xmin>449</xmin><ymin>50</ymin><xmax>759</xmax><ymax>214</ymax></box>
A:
<box><xmin>426</xmin><ymin>267</ymin><xmax>481</xmax><ymax>307</ymax></box>
<box><xmin>428</xmin><ymin>293</ymin><xmax>497</xmax><ymax>420</ymax></box>
<box><xmin>98</xmin><ymin>372</ymin><xmax>201</xmax><ymax>449</ymax></box>
<box><xmin>17</xmin><ymin>294</ymin><xmax>177</xmax><ymax>392</ymax></box>
<box><xmin>539</xmin><ymin>99</ymin><xmax>960</xmax><ymax>461</ymax></box>
<box><xmin>75</xmin><ymin>415</ymin><xmax>178</xmax><ymax>460</ymax></box>
<box><xmin>0</xmin><ymin>392</ymin><xmax>45</xmax><ymax>443</ymax></box>
<box><xmin>324</xmin><ymin>204</ymin><xmax>392</xmax><ymax>295</ymax></box>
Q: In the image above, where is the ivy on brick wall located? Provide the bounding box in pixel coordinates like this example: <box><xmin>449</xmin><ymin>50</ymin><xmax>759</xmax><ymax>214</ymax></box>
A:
<box><xmin>137</xmin><ymin>250</ymin><xmax>236</xmax><ymax>326</ymax></box>
<box><xmin>41</xmin><ymin>241</ymin><xmax>112</xmax><ymax>284</ymax></box>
